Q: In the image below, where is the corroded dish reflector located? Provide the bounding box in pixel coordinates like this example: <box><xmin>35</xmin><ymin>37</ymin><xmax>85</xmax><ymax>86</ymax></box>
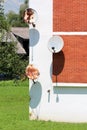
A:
<box><xmin>23</xmin><ymin>8</ymin><xmax>38</xmax><ymax>27</ymax></box>
<box><xmin>26</xmin><ymin>64</ymin><xmax>40</xmax><ymax>80</ymax></box>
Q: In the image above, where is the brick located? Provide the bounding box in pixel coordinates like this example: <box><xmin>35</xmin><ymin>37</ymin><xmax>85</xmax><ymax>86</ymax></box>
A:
<box><xmin>52</xmin><ymin>35</ymin><xmax>87</xmax><ymax>83</ymax></box>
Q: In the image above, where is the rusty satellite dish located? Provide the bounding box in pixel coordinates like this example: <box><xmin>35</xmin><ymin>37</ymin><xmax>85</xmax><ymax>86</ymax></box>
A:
<box><xmin>23</xmin><ymin>8</ymin><xmax>38</xmax><ymax>27</ymax></box>
<box><xmin>26</xmin><ymin>64</ymin><xmax>40</xmax><ymax>83</ymax></box>
<box><xmin>48</xmin><ymin>36</ymin><xmax>64</xmax><ymax>53</ymax></box>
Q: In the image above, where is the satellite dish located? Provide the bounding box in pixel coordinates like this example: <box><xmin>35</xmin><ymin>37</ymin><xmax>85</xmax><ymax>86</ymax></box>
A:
<box><xmin>48</xmin><ymin>36</ymin><xmax>64</xmax><ymax>53</ymax></box>
<box><xmin>23</xmin><ymin>8</ymin><xmax>38</xmax><ymax>27</ymax></box>
<box><xmin>25</xmin><ymin>64</ymin><xmax>40</xmax><ymax>83</ymax></box>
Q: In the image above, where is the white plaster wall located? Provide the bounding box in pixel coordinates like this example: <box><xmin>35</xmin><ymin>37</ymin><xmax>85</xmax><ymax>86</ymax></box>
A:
<box><xmin>29</xmin><ymin>0</ymin><xmax>53</xmax><ymax>120</ymax></box>
<box><xmin>29</xmin><ymin>0</ymin><xmax>87</xmax><ymax>122</ymax></box>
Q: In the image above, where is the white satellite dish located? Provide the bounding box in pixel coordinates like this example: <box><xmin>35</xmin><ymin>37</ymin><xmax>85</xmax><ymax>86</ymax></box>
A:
<box><xmin>48</xmin><ymin>36</ymin><xmax>64</xmax><ymax>53</ymax></box>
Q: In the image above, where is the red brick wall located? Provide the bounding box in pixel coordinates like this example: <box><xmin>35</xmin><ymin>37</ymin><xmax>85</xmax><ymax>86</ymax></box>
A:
<box><xmin>52</xmin><ymin>35</ymin><xmax>87</xmax><ymax>83</ymax></box>
<box><xmin>53</xmin><ymin>0</ymin><xmax>87</xmax><ymax>31</ymax></box>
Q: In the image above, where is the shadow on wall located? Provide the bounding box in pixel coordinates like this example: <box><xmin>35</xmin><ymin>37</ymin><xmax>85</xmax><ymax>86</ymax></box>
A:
<box><xmin>53</xmin><ymin>87</ymin><xmax>87</xmax><ymax>103</ymax></box>
<box><xmin>29</xmin><ymin>28</ymin><xmax>40</xmax><ymax>47</ymax></box>
<box><xmin>50</xmin><ymin>63</ymin><xmax>52</xmax><ymax>80</ymax></box>
<box><xmin>30</xmin><ymin>81</ymin><xmax>42</xmax><ymax>109</ymax></box>
<box><xmin>53</xmin><ymin>51</ymin><xmax>65</xmax><ymax>75</ymax></box>
<box><xmin>53</xmin><ymin>87</ymin><xmax>87</xmax><ymax>95</ymax></box>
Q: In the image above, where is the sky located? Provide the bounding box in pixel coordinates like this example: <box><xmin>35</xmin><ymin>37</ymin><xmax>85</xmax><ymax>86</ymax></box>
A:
<box><xmin>4</xmin><ymin>0</ymin><xmax>25</xmax><ymax>14</ymax></box>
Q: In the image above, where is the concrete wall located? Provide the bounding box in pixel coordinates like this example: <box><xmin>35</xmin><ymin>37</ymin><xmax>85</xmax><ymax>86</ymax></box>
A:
<box><xmin>29</xmin><ymin>0</ymin><xmax>87</xmax><ymax>122</ymax></box>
